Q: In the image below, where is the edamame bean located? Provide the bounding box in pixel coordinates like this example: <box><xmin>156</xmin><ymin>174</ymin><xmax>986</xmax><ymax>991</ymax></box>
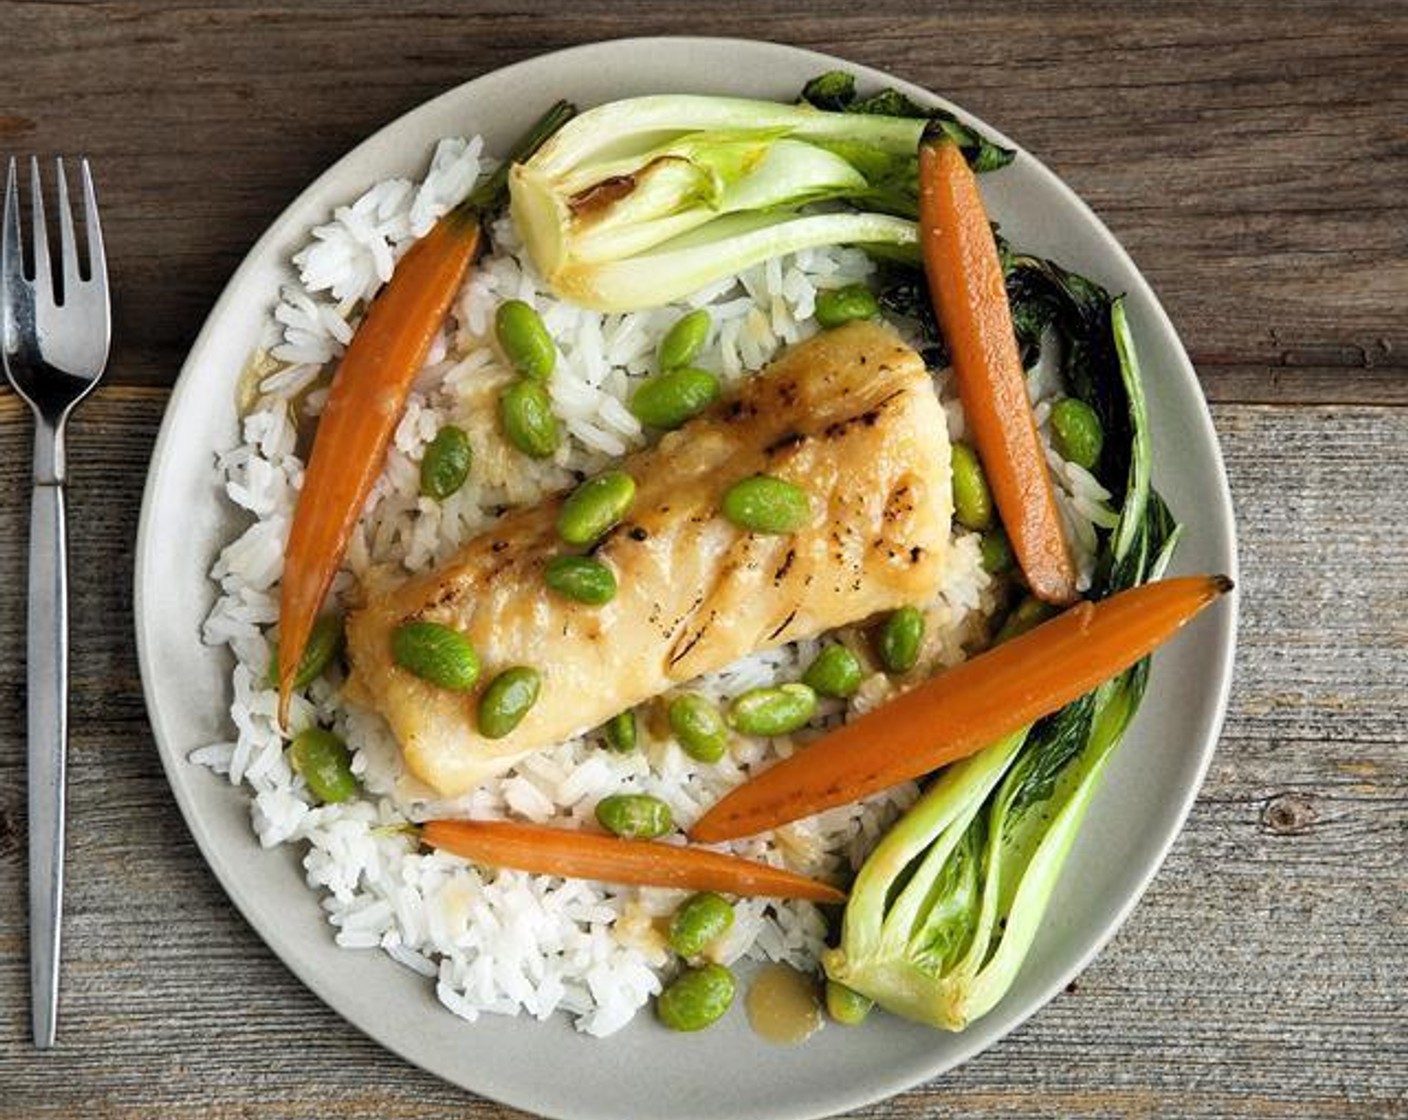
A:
<box><xmin>668</xmin><ymin>693</ymin><xmax>729</xmax><ymax>763</ymax></box>
<box><xmin>814</xmin><ymin>283</ymin><xmax>880</xmax><ymax>329</ymax></box>
<box><xmin>501</xmin><ymin>378</ymin><xmax>560</xmax><ymax>459</ymax></box>
<box><xmin>657</xmin><ymin>308</ymin><xmax>711</xmax><ymax>370</ymax></box>
<box><xmin>657</xmin><ymin>963</ymin><xmax>736</xmax><ymax>1032</ymax></box>
<box><xmin>419</xmin><ymin>424</ymin><xmax>473</xmax><ymax>500</ymax></box>
<box><xmin>392</xmin><ymin>621</ymin><xmax>480</xmax><ymax>691</ymax></box>
<box><xmin>495</xmin><ymin>299</ymin><xmax>556</xmax><ymax>380</ymax></box>
<box><xmin>995</xmin><ymin>596</ymin><xmax>1058</xmax><ymax>644</ymax></box>
<box><xmin>629</xmin><ymin>367</ymin><xmax>720</xmax><ymax>430</ymax></box>
<box><xmin>802</xmin><ymin>644</ymin><xmax>863</xmax><ymax>699</ymax></box>
<box><xmin>601</xmin><ymin>709</ymin><xmax>637</xmax><ymax>753</ymax></box>
<box><xmin>728</xmin><ymin>683</ymin><xmax>817</xmax><ymax>736</ymax></box>
<box><xmin>1050</xmin><ymin>397</ymin><xmax>1104</xmax><ymax>470</ymax></box>
<box><xmin>951</xmin><ymin>442</ymin><xmax>994</xmax><ymax>531</ymax></box>
<box><xmin>721</xmin><ymin>475</ymin><xmax>812</xmax><ymax>534</ymax></box>
<box><xmin>825</xmin><ymin>979</ymin><xmax>873</xmax><ymax>1026</ymax></box>
<box><xmin>266</xmin><ymin>612</ymin><xmax>344</xmax><ymax>691</ymax></box>
<box><xmin>595</xmin><ymin>793</ymin><xmax>673</xmax><ymax>840</ymax></box>
<box><xmin>980</xmin><ymin>527</ymin><xmax>1014</xmax><ymax>575</ymax></box>
<box><xmin>289</xmin><ymin>728</ymin><xmax>358</xmax><ymax>804</ymax></box>
<box><xmin>544</xmin><ymin>555</ymin><xmax>617</xmax><ymax>605</ymax></box>
<box><xmin>667</xmin><ymin>892</ymin><xmax>735</xmax><ymax>958</ymax></box>
<box><xmin>877</xmin><ymin>606</ymin><xmax>925</xmax><ymax>674</ymax></box>
<box><xmin>557</xmin><ymin>470</ymin><xmax>636</xmax><ymax>546</ymax></box>
<box><xmin>477</xmin><ymin>666</ymin><xmax>541</xmax><ymax>739</ymax></box>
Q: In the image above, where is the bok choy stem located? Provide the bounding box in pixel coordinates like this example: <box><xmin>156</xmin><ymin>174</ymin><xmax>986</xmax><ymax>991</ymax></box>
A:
<box><xmin>507</xmin><ymin>79</ymin><xmax>1011</xmax><ymax>311</ymax></box>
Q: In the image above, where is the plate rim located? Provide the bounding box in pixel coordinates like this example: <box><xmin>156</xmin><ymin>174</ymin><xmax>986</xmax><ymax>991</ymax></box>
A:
<box><xmin>134</xmin><ymin>34</ymin><xmax>1239</xmax><ymax>1120</ymax></box>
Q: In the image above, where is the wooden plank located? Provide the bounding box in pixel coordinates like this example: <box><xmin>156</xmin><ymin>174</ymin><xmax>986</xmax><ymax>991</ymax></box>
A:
<box><xmin>0</xmin><ymin>390</ymin><xmax>1402</xmax><ymax>1115</ymax></box>
<box><xmin>1</xmin><ymin>1</ymin><xmax>1404</xmax><ymax>1114</ymax></box>
<box><xmin>0</xmin><ymin>0</ymin><xmax>1404</xmax><ymax>398</ymax></box>
<box><xmin>1198</xmin><ymin>363</ymin><xmax>1408</xmax><ymax>407</ymax></box>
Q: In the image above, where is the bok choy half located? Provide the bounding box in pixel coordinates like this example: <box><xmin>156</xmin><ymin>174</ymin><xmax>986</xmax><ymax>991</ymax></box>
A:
<box><xmin>823</xmin><ymin>280</ymin><xmax>1181</xmax><ymax>1031</ymax></box>
<box><xmin>507</xmin><ymin>75</ymin><xmax>1012</xmax><ymax>311</ymax></box>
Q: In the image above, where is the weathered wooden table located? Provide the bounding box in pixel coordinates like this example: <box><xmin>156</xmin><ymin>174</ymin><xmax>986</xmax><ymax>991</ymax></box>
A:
<box><xmin>2</xmin><ymin>3</ymin><xmax>1404</xmax><ymax>1116</ymax></box>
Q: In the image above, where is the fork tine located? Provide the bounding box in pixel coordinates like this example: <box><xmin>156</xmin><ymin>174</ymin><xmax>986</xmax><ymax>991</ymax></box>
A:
<box><xmin>79</xmin><ymin>160</ymin><xmax>106</xmax><ymax>294</ymax></box>
<box><xmin>55</xmin><ymin>158</ymin><xmax>80</xmax><ymax>296</ymax></box>
<box><xmin>28</xmin><ymin>157</ymin><xmax>51</xmax><ymax>296</ymax></box>
<box><xmin>2</xmin><ymin>158</ymin><xmax>21</xmax><ymax>299</ymax></box>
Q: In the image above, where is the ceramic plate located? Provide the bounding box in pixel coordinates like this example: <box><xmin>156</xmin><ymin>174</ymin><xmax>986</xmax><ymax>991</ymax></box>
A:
<box><xmin>135</xmin><ymin>37</ymin><xmax>1238</xmax><ymax>1120</ymax></box>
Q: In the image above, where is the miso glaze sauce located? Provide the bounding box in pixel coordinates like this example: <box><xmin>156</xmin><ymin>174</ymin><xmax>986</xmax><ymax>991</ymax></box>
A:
<box><xmin>745</xmin><ymin>963</ymin><xmax>823</xmax><ymax>1044</ymax></box>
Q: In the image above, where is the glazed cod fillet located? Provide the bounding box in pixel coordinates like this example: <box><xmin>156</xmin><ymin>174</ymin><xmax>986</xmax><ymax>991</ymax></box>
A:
<box><xmin>345</xmin><ymin>321</ymin><xmax>953</xmax><ymax>796</ymax></box>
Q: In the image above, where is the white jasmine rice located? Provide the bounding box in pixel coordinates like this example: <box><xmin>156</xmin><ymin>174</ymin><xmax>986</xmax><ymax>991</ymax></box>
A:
<box><xmin>198</xmin><ymin>133</ymin><xmax>1106</xmax><ymax>1037</ymax></box>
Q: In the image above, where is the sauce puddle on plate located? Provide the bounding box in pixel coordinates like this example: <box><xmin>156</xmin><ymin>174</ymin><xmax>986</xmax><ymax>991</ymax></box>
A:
<box><xmin>746</xmin><ymin>963</ymin><xmax>824</xmax><ymax>1045</ymax></box>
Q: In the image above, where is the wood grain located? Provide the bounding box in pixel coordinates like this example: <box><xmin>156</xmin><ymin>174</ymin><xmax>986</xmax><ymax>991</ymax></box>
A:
<box><xmin>1</xmin><ymin>1</ymin><xmax>1405</xmax><ymax>1117</ymax></box>
<box><xmin>3</xmin><ymin>0</ymin><xmax>1406</xmax><ymax>397</ymax></box>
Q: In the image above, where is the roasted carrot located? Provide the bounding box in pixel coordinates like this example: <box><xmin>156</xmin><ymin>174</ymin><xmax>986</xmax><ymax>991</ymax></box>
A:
<box><xmin>277</xmin><ymin>102</ymin><xmax>574</xmax><ymax>722</ymax></box>
<box><xmin>919</xmin><ymin>136</ymin><xmax>1078</xmax><ymax>606</ymax></box>
<box><xmin>277</xmin><ymin>219</ymin><xmax>478</xmax><ymax>718</ymax></box>
<box><xmin>422</xmin><ymin>818</ymin><xmax>846</xmax><ymax>903</ymax></box>
<box><xmin>691</xmin><ymin>574</ymin><xmax>1232</xmax><ymax>843</ymax></box>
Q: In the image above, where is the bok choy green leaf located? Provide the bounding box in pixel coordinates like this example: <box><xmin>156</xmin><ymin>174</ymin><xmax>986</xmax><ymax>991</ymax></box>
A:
<box><xmin>799</xmin><ymin>70</ymin><xmax>1015</xmax><ymax>175</ymax></box>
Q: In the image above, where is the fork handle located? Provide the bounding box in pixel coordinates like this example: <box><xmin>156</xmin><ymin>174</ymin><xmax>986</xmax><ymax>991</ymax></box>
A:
<box><xmin>28</xmin><ymin>421</ymin><xmax>68</xmax><ymax>1050</ymax></box>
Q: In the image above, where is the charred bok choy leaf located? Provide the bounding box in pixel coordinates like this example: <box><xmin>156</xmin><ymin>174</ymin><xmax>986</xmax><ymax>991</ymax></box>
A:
<box><xmin>799</xmin><ymin>70</ymin><xmax>1015</xmax><ymax>177</ymax></box>
<box><xmin>1002</xmin><ymin>248</ymin><xmax>1138</xmax><ymax>519</ymax></box>
<box><xmin>507</xmin><ymin>77</ymin><xmax>1010</xmax><ymax>311</ymax></box>
<box><xmin>823</xmin><ymin>294</ymin><xmax>1181</xmax><ymax>1031</ymax></box>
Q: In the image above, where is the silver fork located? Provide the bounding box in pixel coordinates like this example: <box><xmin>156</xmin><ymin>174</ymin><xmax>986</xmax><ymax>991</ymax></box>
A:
<box><xmin>2</xmin><ymin>157</ymin><xmax>111</xmax><ymax>1049</ymax></box>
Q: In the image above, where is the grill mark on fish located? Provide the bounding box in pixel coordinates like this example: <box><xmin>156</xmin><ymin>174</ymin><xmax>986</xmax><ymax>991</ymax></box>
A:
<box><xmin>669</xmin><ymin>628</ymin><xmax>706</xmax><ymax>668</ymax></box>
<box><xmin>766</xmin><ymin>431</ymin><xmax>807</xmax><ymax>456</ymax></box>
<box><xmin>774</xmin><ymin>548</ymin><xmax>796</xmax><ymax>583</ymax></box>
<box><xmin>767</xmin><ymin>609</ymin><xmax>799</xmax><ymax>641</ymax></box>
<box><xmin>668</xmin><ymin>600</ymin><xmax>716</xmax><ymax>669</ymax></box>
<box><xmin>821</xmin><ymin>389</ymin><xmax>905</xmax><ymax>440</ymax></box>
<box><xmin>661</xmin><ymin>589</ymin><xmax>710</xmax><ymax>654</ymax></box>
